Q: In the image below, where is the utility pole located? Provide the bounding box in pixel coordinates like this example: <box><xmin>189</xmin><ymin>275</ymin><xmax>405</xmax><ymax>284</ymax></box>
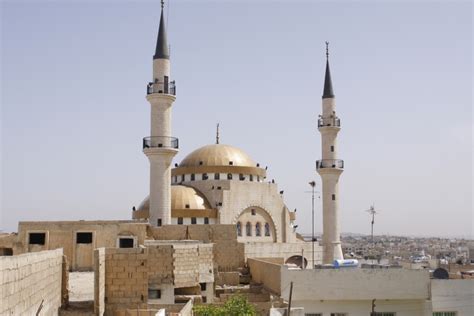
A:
<box><xmin>287</xmin><ymin>282</ymin><xmax>293</xmax><ymax>316</ymax></box>
<box><xmin>309</xmin><ymin>181</ymin><xmax>316</xmax><ymax>268</ymax></box>
<box><xmin>365</xmin><ymin>205</ymin><xmax>380</xmax><ymax>246</ymax></box>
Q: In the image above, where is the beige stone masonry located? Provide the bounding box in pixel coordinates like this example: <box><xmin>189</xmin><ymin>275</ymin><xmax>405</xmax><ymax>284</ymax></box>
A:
<box><xmin>0</xmin><ymin>249</ymin><xmax>64</xmax><ymax>315</ymax></box>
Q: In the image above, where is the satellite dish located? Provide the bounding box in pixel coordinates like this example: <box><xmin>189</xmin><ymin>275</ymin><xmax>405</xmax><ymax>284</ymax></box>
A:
<box><xmin>433</xmin><ymin>268</ymin><xmax>449</xmax><ymax>279</ymax></box>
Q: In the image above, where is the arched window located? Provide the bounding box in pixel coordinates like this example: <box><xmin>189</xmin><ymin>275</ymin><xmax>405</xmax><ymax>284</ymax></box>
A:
<box><xmin>236</xmin><ymin>222</ymin><xmax>242</xmax><ymax>237</ymax></box>
<box><xmin>246</xmin><ymin>222</ymin><xmax>252</xmax><ymax>236</ymax></box>
<box><xmin>265</xmin><ymin>223</ymin><xmax>270</xmax><ymax>236</ymax></box>
<box><xmin>227</xmin><ymin>173</ymin><xmax>233</xmax><ymax>180</ymax></box>
<box><xmin>255</xmin><ymin>223</ymin><xmax>261</xmax><ymax>236</ymax></box>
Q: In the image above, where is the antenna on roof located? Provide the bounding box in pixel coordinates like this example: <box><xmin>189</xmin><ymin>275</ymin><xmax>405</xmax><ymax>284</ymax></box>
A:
<box><xmin>216</xmin><ymin>123</ymin><xmax>220</xmax><ymax>144</ymax></box>
<box><xmin>365</xmin><ymin>204</ymin><xmax>381</xmax><ymax>246</ymax></box>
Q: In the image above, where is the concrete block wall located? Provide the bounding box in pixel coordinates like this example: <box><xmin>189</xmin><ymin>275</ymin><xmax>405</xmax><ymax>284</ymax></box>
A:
<box><xmin>148</xmin><ymin>225</ymin><xmax>245</xmax><ymax>271</ymax></box>
<box><xmin>103</xmin><ymin>248</ymin><xmax>148</xmax><ymax>312</ymax></box>
<box><xmin>147</xmin><ymin>246</ymin><xmax>174</xmax><ymax>285</ymax></box>
<box><xmin>173</xmin><ymin>245</ymin><xmax>199</xmax><ymax>288</ymax></box>
<box><xmin>0</xmin><ymin>249</ymin><xmax>63</xmax><ymax>316</ymax></box>
<box><xmin>197</xmin><ymin>244</ymin><xmax>214</xmax><ymax>283</ymax></box>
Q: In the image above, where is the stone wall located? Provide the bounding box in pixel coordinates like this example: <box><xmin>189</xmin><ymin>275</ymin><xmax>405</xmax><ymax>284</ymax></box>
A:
<box><xmin>148</xmin><ymin>225</ymin><xmax>245</xmax><ymax>271</ymax></box>
<box><xmin>248</xmin><ymin>258</ymin><xmax>282</xmax><ymax>295</ymax></box>
<box><xmin>96</xmin><ymin>243</ymin><xmax>214</xmax><ymax>315</ymax></box>
<box><xmin>12</xmin><ymin>221</ymin><xmax>148</xmax><ymax>271</ymax></box>
<box><xmin>0</xmin><ymin>249</ymin><xmax>64</xmax><ymax>315</ymax></box>
<box><xmin>94</xmin><ymin>248</ymin><xmax>106</xmax><ymax>316</ymax></box>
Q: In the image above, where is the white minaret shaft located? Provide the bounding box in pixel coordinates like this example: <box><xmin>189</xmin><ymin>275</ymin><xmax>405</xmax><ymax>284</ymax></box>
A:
<box><xmin>317</xmin><ymin>42</ymin><xmax>344</xmax><ymax>264</ymax></box>
<box><xmin>143</xmin><ymin>1</ymin><xmax>178</xmax><ymax>227</ymax></box>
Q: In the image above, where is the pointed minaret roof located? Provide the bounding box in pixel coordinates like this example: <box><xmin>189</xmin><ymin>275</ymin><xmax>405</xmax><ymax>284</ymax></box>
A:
<box><xmin>322</xmin><ymin>41</ymin><xmax>335</xmax><ymax>99</ymax></box>
<box><xmin>154</xmin><ymin>1</ymin><xmax>170</xmax><ymax>60</ymax></box>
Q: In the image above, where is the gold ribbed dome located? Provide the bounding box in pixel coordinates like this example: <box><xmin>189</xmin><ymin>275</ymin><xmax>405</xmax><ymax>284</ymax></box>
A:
<box><xmin>138</xmin><ymin>185</ymin><xmax>211</xmax><ymax>211</ymax></box>
<box><xmin>179</xmin><ymin>144</ymin><xmax>256</xmax><ymax>168</ymax></box>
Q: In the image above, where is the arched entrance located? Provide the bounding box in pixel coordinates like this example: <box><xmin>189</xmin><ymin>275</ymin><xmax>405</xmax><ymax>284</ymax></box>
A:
<box><xmin>285</xmin><ymin>255</ymin><xmax>307</xmax><ymax>268</ymax></box>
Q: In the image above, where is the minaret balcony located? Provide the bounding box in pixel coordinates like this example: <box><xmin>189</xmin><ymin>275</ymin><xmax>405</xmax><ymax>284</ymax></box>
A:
<box><xmin>146</xmin><ymin>81</ymin><xmax>176</xmax><ymax>96</ymax></box>
<box><xmin>143</xmin><ymin>136</ymin><xmax>179</xmax><ymax>150</ymax></box>
<box><xmin>318</xmin><ymin>117</ymin><xmax>340</xmax><ymax>128</ymax></box>
<box><xmin>316</xmin><ymin>159</ymin><xmax>344</xmax><ymax>170</ymax></box>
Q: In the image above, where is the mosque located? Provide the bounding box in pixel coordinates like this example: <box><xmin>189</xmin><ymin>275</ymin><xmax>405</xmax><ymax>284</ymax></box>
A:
<box><xmin>131</xmin><ymin>0</ymin><xmax>344</xmax><ymax>263</ymax></box>
<box><xmin>2</xmin><ymin>3</ymin><xmax>472</xmax><ymax>316</ymax></box>
<box><xmin>0</xmin><ymin>0</ymin><xmax>344</xmax><ymax>269</ymax></box>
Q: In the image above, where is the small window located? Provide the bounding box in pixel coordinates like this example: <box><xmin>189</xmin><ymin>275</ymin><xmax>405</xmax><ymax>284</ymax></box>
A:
<box><xmin>191</xmin><ymin>174</ymin><xmax>195</xmax><ymax>181</ymax></box>
<box><xmin>251</xmin><ymin>209</ymin><xmax>256</xmax><ymax>216</ymax></box>
<box><xmin>265</xmin><ymin>223</ymin><xmax>270</xmax><ymax>236</ymax></box>
<box><xmin>157</xmin><ymin>219</ymin><xmax>162</xmax><ymax>227</ymax></box>
<box><xmin>199</xmin><ymin>161</ymin><xmax>203</xmax><ymax>165</ymax></box>
<box><xmin>29</xmin><ymin>233</ymin><xmax>46</xmax><ymax>245</ymax></box>
<box><xmin>148</xmin><ymin>289</ymin><xmax>161</xmax><ymax>299</ymax></box>
<box><xmin>246</xmin><ymin>222</ymin><xmax>252</xmax><ymax>236</ymax></box>
<box><xmin>239</xmin><ymin>174</ymin><xmax>245</xmax><ymax>181</ymax></box>
<box><xmin>372</xmin><ymin>313</ymin><xmax>396</xmax><ymax>316</ymax></box>
<box><xmin>229</xmin><ymin>161</ymin><xmax>233</xmax><ymax>165</ymax></box>
<box><xmin>332</xmin><ymin>194</ymin><xmax>336</xmax><ymax>200</ymax></box>
<box><xmin>255</xmin><ymin>223</ymin><xmax>261</xmax><ymax>236</ymax></box>
<box><xmin>200</xmin><ymin>283</ymin><xmax>207</xmax><ymax>291</ymax></box>
<box><xmin>76</xmin><ymin>232</ymin><xmax>93</xmax><ymax>244</ymax></box>
<box><xmin>203</xmin><ymin>173</ymin><xmax>209</xmax><ymax>180</ymax></box>
<box><xmin>174</xmin><ymin>176</ymin><xmax>177</xmax><ymax>183</ymax></box>
<box><xmin>330</xmin><ymin>314</ymin><xmax>347</xmax><ymax>316</ymax></box>
<box><xmin>331</xmin><ymin>145</ymin><xmax>334</xmax><ymax>152</ymax></box>
<box><xmin>305</xmin><ymin>314</ymin><xmax>322</xmax><ymax>316</ymax></box>
<box><xmin>191</xmin><ymin>217</ymin><xmax>197</xmax><ymax>224</ymax></box>
<box><xmin>249</xmin><ymin>175</ymin><xmax>253</xmax><ymax>181</ymax></box>
<box><xmin>433</xmin><ymin>313</ymin><xmax>456</xmax><ymax>316</ymax></box>
<box><xmin>178</xmin><ymin>217</ymin><xmax>183</xmax><ymax>225</ymax></box>
<box><xmin>181</xmin><ymin>175</ymin><xmax>185</xmax><ymax>182</ymax></box>
<box><xmin>0</xmin><ymin>248</ymin><xmax>13</xmax><ymax>256</ymax></box>
<box><xmin>214</xmin><ymin>173</ymin><xmax>220</xmax><ymax>180</ymax></box>
<box><xmin>185</xmin><ymin>204</ymin><xmax>190</xmax><ymax>209</ymax></box>
<box><xmin>227</xmin><ymin>173</ymin><xmax>233</xmax><ymax>180</ymax></box>
<box><xmin>204</xmin><ymin>217</ymin><xmax>209</xmax><ymax>224</ymax></box>
<box><xmin>257</xmin><ymin>176</ymin><xmax>260</xmax><ymax>182</ymax></box>
<box><xmin>237</xmin><ymin>222</ymin><xmax>242</xmax><ymax>236</ymax></box>
<box><xmin>119</xmin><ymin>238</ymin><xmax>134</xmax><ymax>248</ymax></box>
<box><xmin>202</xmin><ymin>296</ymin><xmax>207</xmax><ymax>303</ymax></box>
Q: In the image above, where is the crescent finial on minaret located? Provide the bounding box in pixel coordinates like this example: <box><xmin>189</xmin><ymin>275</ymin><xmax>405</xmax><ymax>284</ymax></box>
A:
<box><xmin>216</xmin><ymin>123</ymin><xmax>220</xmax><ymax>144</ymax></box>
<box><xmin>325</xmin><ymin>41</ymin><xmax>329</xmax><ymax>59</ymax></box>
<box><xmin>161</xmin><ymin>0</ymin><xmax>164</xmax><ymax>9</ymax></box>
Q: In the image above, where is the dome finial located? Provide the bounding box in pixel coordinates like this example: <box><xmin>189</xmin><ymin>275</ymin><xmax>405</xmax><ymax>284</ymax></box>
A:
<box><xmin>325</xmin><ymin>41</ymin><xmax>329</xmax><ymax>59</ymax></box>
<box><xmin>161</xmin><ymin>0</ymin><xmax>164</xmax><ymax>9</ymax></box>
<box><xmin>216</xmin><ymin>123</ymin><xmax>220</xmax><ymax>144</ymax></box>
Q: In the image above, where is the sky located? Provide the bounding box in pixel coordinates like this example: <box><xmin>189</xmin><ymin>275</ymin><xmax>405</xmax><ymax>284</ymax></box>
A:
<box><xmin>1</xmin><ymin>0</ymin><xmax>472</xmax><ymax>237</ymax></box>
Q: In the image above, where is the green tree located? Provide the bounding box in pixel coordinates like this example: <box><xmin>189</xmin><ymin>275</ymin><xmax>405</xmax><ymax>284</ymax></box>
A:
<box><xmin>193</xmin><ymin>295</ymin><xmax>257</xmax><ymax>316</ymax></box>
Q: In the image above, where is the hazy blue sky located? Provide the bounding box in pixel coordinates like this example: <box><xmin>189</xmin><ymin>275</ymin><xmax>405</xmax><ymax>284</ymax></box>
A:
<box><xmin>1</xmin><ymin>0</ymin><xmax>472</xmax><ymax>237</ymax></box>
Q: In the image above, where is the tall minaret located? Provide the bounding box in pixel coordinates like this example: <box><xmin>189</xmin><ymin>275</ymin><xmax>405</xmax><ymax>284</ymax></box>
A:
<box><xmin>317</xmin><ymin>42</ymin><xmax>344</xmax><ymax>264</ymax></box>
<box><xmin>143</xmin><ymin>0</ymin><xmax>178</xmax><ymax>227</ymax></box>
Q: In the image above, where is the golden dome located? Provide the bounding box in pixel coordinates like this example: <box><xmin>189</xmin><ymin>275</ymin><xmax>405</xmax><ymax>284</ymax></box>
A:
<box><xmin>137</xmin><ymin>185</ymin><xmax>211</xmax><ymax>211</ymax></box>
<box><xmin>179</xmin><ymin>144</ymin><xmax>257</xmax><ymax>168</ymax></box>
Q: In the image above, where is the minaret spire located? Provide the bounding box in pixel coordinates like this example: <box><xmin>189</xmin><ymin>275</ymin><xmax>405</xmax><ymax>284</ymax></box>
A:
<box><xmin>322</xmin><ymin>41</ymin><xmax>335</xmax><ymax>99</ymax></box>
<box><xmin>216</xmin><ymin>123</ymin><xmax>220</xmax><ymax>144</ymax></box>
<box><xmin>154</xmin><ymin>0</ymin><xmax>170</xmax><ymax>60</ymax></box>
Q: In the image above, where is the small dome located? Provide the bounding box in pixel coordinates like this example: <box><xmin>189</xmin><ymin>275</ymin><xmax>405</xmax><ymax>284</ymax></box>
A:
<box><xmin>179</xmin><ymin>144</ymin><xmax>257</xmax><ymax>168</ymax></box>
<box><xmin>138</xmin><ymin>185</ymin><xmax>211</xmax><ymax>211</ymax></box>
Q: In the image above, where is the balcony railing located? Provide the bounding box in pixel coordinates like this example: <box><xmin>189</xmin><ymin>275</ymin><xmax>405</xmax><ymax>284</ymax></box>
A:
<box><xmin>143</xmin><ymin>136</ymin><xmax>179</xmax><ymax>149</ymax></box>
<box><xmin>318</xmin><ymin>117</ymin><xmax>341</xmax><ymax>128</ymax></box>
<box><xmin>316</xmin><ymin>159</ymin><xmax>344</xmax><ymax>169</ymax></box>
<box><xmin>146</xmin><ymin>80</ymin><xmax>176</xmax><ymax>96</ymax></box>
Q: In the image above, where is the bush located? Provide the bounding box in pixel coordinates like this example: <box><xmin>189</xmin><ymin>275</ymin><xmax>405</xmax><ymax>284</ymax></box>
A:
<box><xmin>193</xmin><ymin>295</ymin><xmax>257</xmax><ymax>316</ymax></box>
